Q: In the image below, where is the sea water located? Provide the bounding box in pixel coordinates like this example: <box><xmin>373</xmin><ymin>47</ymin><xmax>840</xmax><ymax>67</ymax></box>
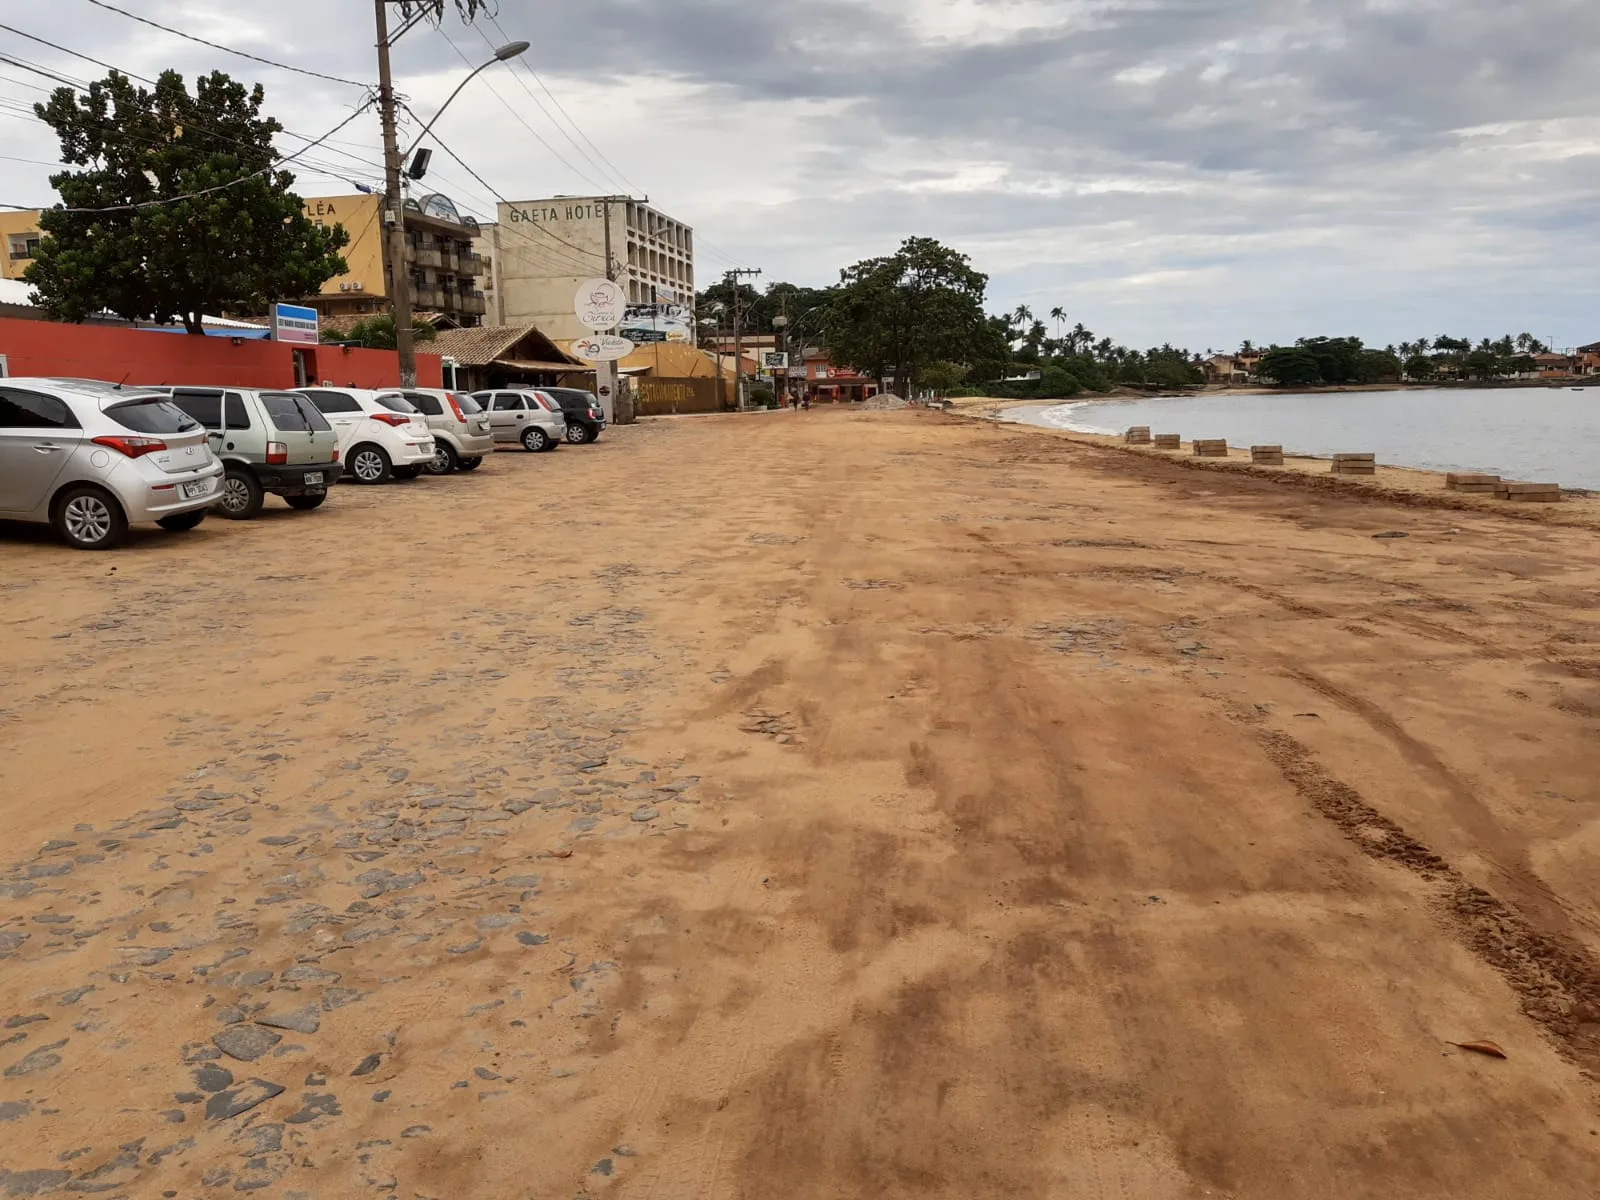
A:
<box><xmin>1004</xmin><ymin>388</ymin><xmax>1600</xmax><ymax>489</ymax></box>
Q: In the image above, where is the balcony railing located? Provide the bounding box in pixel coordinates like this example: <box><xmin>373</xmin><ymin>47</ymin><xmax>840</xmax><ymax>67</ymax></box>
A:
<box><xmin>412</xmin><ymin>247</ymin><xmax>443</xmax><ymax>270</ymax></box>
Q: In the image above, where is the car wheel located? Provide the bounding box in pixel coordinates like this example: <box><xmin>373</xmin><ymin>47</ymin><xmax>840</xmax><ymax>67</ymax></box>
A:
<box><xmin>157</xmin><ymin>510</ymin><xmax>207</xmax><ymax>532</ymax></box>
<box><xmin>285</xmin><ymin>493</ymin><xmax>327</xmax><ymax>511</ymax></box>
<box><xmin>53</xmin><ymin>485</ymin><xmax>127</xmax><ymax>550</ymax></box>
<box><xmin>348</xmin><ymin>444</ymin><xmax>392</xmax><ymax>485</ymax></box>
<box><xmin>521</xmin><ymin>427</ymin><xmax>549</xmax><ymax>453</ymax></box>
<box><xmin>393</xmin><ymin>466</ymin><xmax>422</xmax><ymax>480</ymax></box>
<box><xmin>565</xmin><ymin>423</ymin><xmax>589</xmax><ymax>445</ymax></box>
<box><xmin>457</xmin><ymin>457</ymin><xmax>483</xmax><ymax>472</ymax></box>
<box><xmin>425</xmin><ymin>441</ymin><xmax>458</xmax><ymax>475</ymax></box>
<box><xmin>217</xmin><ymin>465</ymin><xmax>265</xmax><ymax>519</ymax></box>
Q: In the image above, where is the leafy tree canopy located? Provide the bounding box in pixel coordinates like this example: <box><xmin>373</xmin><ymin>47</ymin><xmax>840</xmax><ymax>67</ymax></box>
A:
<box><xmin>323</xmin><ymin>314</ymin><xmax>437</xmax><ymax>350</ymax></box>
<box><xmin>823</xmin><ymin>237</ymin><xmax>1002</xmax><ymax>396</ymax></box>
<box><xmin>25</xmin><ymin>68</ymin><xmax>348</xmax><ymax>333</ymax></box>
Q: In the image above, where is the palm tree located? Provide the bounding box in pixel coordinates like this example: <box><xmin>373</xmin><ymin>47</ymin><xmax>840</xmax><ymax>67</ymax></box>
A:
<box><xmin>1415</xmin><ymin>336</ymin><xmax>1431</xmax><ymax>355</ymax></box>
<box><xmin>1012</xmin><ymin>304</ymin><xmax>1034</xmax><ymax>327</ymax></box>
<box><xmin>1049</xmin><ymin>306</ymin><xmax>1066</xmax><ymax>339</ymax></box>
<box><xmin>1239</xmin><ymin>338</ymin><xmax>1256</xmax><ymax>355</ymax></box>
<box><xmin>1094</xmin><ymin>336</ymin><xmax>1114</xmax><ymax>362</ymax></box>
<box><xmin>1071</xmin><ymin>322</ymin><xmax>1091</xmax><ymax>355</ymax></box>
<box><xmin>1515</xmin><ymin>332</ymin><xmax>1535</xmax><ymax>352</ymax></box>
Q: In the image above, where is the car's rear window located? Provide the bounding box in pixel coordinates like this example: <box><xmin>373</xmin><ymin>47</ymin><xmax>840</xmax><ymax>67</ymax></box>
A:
<box><xmin>534</xmin><ymin>394</ymin><xmax>559</xmax><ymax>411</ymax></box>
<box><xmin>452</xmin><ymin>392</ymin><xmax>483</xmax><ymax>415</ymax></box>
<box><xmin>546</xmin><ymin>388</ymin><xmax>597</xmax><ymax>409</ymax></box>
<box><xmin>262</xmin><ymin>393</ymin><xmax>332</xmax><ymax>432</ymax></box>
<box><xmin>105</xmin><ymin>397</ymin><xmax>201</xmax><ymax>434</ymax></box>
<box><xmin>375</xmin><ymin>393</ymin><xmax>419</xmax><ymax>414</ymax></box>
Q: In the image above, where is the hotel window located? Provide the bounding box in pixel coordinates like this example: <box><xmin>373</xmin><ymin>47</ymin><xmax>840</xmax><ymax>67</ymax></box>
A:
<box><xmin>7</xmin><ymin>235</ymin><xmax>39</xmax><ymax>261</ymax></box>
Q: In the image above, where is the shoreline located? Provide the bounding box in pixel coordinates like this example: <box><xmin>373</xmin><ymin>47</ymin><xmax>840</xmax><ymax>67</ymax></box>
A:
<box><xmin>975</xmin><ymin>407</ymin><xmax>1600</xmax><ymax>526</ymax></box>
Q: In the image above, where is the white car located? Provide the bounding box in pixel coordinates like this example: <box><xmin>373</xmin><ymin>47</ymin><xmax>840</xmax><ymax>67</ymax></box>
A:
<box><xmin>0</xmin><ymin>376</ymin><xmax>223</xmax><ymax>550</ymax></box>
<box><xmin>292</xmin><ymin>387</ymin><xmax>436</xmax><ymax>485</ymax></box>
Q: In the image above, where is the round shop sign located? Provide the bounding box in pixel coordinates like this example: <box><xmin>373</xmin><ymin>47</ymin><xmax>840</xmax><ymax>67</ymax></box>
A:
<box><xmin>572</xmin><ymin>334</ymin><xmax>635</xmax><ymax>362</ymax></box>
<box><xmin>574</xmin><ymin>278</ymin><xmax>626</xmax><ymax>330</ymax></box>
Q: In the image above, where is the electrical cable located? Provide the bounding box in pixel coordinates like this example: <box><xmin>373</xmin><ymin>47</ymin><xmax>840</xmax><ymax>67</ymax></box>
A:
<box><xmin>0</xmin><ymin>99</ymin><xmax>374</xmax><ymax>213</ymax></box>
<box><xmin>433</xmin><ymin>25</ymin><xmax>611</xmax><ymax>195</ymax></box>
<box><xmin>396</xmin><ymin>101</ymin><xmax>603</xmax><ymax>272</ymax></box>
<box><xmin>0</xmin><ymin>20</ymin><xmax>391</xmax><ymax>178</ymax></box>
<box><xmin>485</xmin><ymin>13</ymin><xmax>644</xmax><ymax>198</ymax></box>
<box><xmin>471</xmin><ymin>20</ymin><xmax>634</xmax><ymax>199</ymax></box>
<box><xmin>79</xmin><ymin>0</ymin><xmax>367</xmax><ymax>88</ymax></box>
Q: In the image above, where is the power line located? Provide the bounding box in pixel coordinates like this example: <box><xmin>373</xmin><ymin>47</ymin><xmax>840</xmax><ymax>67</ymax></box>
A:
<box><xmin>0</xmin><ymin>21</ymin><xmax>389</xmax><ymax>179</ymax></box>
<box><xmin>78</xmin><ymin>0</ymin><xmax>367</xmax><ymax>88</ymax></box>
<box><xmin>396</xmin><ymin>100</ymin><xmax>603</xmax><ymax>273</ymax></box>
<box><xmin>485</xmin><ymin>14</ymin><xmax>644</xmax><ymax>198</ymax></box>
<box><xmin>433</xmin><ymin>25</ymin><xmax>611</xmax><ymax>195</ymax></box>
<box><xmin>0</xmin><ymin>99</ymin><xmax>374</xmax><ymax>213</ymax></box>
<box><xmin>471</xmin><ymin>20</ymin><xmax>635</xmax><ymax>199</ymax></box>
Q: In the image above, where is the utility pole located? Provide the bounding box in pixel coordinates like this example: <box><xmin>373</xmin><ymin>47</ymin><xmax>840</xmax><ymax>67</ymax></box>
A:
<box><xmin>726</xmin><ymin>267</ymin><xmax>761</xmax><ymax>410</ymax></box>
<box><xmin>374</xmin><ymin>0</ymin><xmax>416</xmax><ymax>387</ymax></box>
<box><xmin>594</xmin><ymin>198</ymin><xmax>621</xmax><ymax>423</ymax></box>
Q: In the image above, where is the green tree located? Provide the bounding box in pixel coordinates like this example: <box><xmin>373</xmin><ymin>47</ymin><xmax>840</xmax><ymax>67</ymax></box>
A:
<box><xmin>921</xmin><ymin>360</ymin><xmax>969</xmax><ymax>396</ymax></box>
<box><xmin>324</xmin><ymin>314</ymin><xmax>437</xmax><ymax>350</ymax></box>
<box><xmin>825</xmin><ymin>237</ymin><xmax>997</xmax><ymax>397</ymax></box>
<box><xmin>1403</xmin><ymin>355</ymin><xmax>1435</xmax><ymax>381</ymax></box>
<box><xmin>1259</xmin><ymin>346</ymin><xmax>1322</xmax><ymax>387</ymax></box>
<box><xmin>25</xmin><ymin>69</ymin><xmax>347</xmax><ymax>333</ymax></box>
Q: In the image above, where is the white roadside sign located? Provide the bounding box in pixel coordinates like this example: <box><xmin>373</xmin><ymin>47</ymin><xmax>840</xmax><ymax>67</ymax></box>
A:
<box><xmin>575</xmin><ymin>278</ymin><xmax>626</xmax><ymax>330</ymax></box>
<box><xmin>572</xmin><ymin>334</ymin><xmax>636</xmax><ymax>362</ymax></box>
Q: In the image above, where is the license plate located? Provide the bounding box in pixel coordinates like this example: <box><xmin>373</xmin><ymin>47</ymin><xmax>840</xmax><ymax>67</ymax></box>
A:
<box><xmin>304</xmin><ymin>472</ymin><xmax>324</xmax><ymax>486</ymax></box>
<box><xmin>180</xmin><ymin>480</ymin><xmax>211</xmax><ymax>499</ymax></box>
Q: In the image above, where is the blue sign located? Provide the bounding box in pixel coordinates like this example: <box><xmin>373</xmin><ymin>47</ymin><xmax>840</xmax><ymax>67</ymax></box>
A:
<box><xmin>272</xmin><ymin>303</ymin><xmax>319</xmax><ymax>345</ymax></box>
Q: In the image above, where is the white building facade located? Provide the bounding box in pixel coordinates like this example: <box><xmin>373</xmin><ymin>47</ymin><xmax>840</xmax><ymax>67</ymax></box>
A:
<box><xmin>483</xmin><ymin>197</ymin><xmax>696</xmax><ymax>344</ymax></box>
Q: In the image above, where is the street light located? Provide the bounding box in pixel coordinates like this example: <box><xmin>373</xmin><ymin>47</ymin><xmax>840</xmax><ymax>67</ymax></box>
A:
<box><xmin>381</xmin><ymin>39</ymin><xmax>529</xmax><ymax>386</ymax></box>
<box><xmin>402</xmin><ymin>42</ymin><xmax>529</xmax><ymax>160</ymax></box>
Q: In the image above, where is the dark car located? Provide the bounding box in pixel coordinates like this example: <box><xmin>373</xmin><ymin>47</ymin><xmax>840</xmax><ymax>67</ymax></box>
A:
<box><xmin>540</xmin><ymin>388</ymin><xmax>606</xmax><ymax>444</ymax></box>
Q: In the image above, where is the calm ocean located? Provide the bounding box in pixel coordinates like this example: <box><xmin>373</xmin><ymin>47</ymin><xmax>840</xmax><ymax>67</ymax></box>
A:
<box><xmin>1003</xmin><ymin>388</ymin><xmax>1600</xmax><ymax>489</ymax></box>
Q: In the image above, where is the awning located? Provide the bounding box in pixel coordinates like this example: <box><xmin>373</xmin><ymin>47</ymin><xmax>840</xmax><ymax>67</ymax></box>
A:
<box><xmin>493</xmin><ymin>358</ymin><xmax>592</xmax><ymax>373</ymax></box>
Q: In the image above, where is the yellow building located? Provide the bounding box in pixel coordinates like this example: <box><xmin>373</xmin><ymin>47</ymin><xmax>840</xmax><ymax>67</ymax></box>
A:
<box><xmin>0</xmin><ymin>211</ymin><xmax>43</xmax><ymax>281</ymax></box>
<box><xmin>300</xmin><ymin>194</ymin><xmax>386</xmax><ymax>319</ymax></box>
<box><xmin>301</xmin><ymin>192</ymin><xmax>488</xmax><ymax>327</ymax></box>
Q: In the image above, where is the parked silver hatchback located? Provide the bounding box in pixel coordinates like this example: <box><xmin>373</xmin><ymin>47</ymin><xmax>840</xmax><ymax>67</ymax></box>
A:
<box><xmin>473</xmin><ymin>389</ymin><xmax>567</xmax><ymax>452</ymax></box>
<box><xmin>160</xmin><ymin>387</ymin><xmax>342</xmax><ymax>518</ymax></box>
<box><xmin>397</xmin><ymin>388</ymin><xmax>494</xmax><ymax>474</ymax></box>
<box><xmin>0</xmin><ymin>377</ymin><xmax>222</xmax><ymax>550</ymax></box>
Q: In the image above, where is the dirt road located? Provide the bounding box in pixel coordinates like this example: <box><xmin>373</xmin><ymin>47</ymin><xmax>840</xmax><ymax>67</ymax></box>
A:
<box><xmin>2</xmin><ymin>410</ymin><xmax>1598</xmax><ymax>1199</ymax></box>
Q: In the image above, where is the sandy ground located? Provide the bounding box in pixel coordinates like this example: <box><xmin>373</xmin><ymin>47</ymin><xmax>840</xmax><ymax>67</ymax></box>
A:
<box><xmin>2</xmin><ymin>409</ymin><xmax>1599</xmax><ymax>1199</ymax></box>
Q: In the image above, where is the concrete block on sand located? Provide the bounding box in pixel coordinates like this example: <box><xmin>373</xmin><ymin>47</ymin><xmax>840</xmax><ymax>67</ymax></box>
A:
<box><xmin>1193</xmin><ymin>439</ymin><xmax>1229</xmax><ymax>458</ymax></box>
<box><xmin>1251</xmin><ymin>445</ymin><xmax>1285</xmax><ymax>464</ymax></box>
<box><xmin>1125</xmin><ymin>426</ymin><xmax>1152</xmax><ymax>445</ymax></box>
<box><xmin>1500</xmin><ymin>482</ymin><xmax>1562</xmax><ymax>502</ymax></box>
<box><xmin>1332</xmin><ymin>454</ymin><xmax>1377</xmax><ymax>475</ymax></box>
<box><xmin>1152</xmin><ymin>434</ymin><xmax>1181</xmax><ymax>449</ymax></box>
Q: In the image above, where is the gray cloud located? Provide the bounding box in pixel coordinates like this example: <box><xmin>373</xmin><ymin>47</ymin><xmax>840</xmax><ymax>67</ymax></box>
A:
<box><xmin>3</xmin><ymin>0</ymin><xmax>1598</xmax><ymax>348</ymax></box>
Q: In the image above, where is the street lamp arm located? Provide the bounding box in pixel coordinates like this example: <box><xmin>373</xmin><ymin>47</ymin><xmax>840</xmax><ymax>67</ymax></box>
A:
<box><xmin>401</xmin><ymin>41</ymin><xmax>528</xmax><ymax>160</ymax></box>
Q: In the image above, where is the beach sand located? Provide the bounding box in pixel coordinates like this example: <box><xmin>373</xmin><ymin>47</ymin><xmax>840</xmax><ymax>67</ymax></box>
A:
<box><xmin>2</xmin><ymin>409</ymin><xmax>1598</xmax><ymax>1198</ymax></box>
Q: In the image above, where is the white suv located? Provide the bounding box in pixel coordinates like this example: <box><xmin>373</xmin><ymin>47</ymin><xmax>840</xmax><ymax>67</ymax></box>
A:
<box><xmin>293</xmin><ymin>387</ymin><xmax>435</xmax><ymax>485</ymax></box>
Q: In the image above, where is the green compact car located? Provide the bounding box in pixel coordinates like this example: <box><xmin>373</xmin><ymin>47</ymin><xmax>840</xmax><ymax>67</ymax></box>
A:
<box><xmin>161</xmin><ymin>387</ymin><xmax>343</xmax><ymax>519</ymax></box>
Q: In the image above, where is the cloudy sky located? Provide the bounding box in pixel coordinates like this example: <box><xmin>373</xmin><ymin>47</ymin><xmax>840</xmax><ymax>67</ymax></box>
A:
<box><xmin>3</xmin><ymin>0</ymin><xmax>1598</xmax><ymax>351</ymax></box>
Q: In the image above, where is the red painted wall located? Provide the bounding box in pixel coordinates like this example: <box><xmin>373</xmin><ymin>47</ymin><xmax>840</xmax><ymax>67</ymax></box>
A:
<box><xmin>0</xmin><ymin>318</ymin><xmax>442</xmax><ymax>389</ymax></box>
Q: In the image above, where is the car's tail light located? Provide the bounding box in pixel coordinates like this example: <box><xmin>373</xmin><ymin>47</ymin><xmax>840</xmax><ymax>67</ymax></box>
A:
<box><xmin>332</xmin><ymin>447</ymin><xmax>340</xmax><ymax>462</ymax></box>
<box><xmin>371</xmin><ymin>413</ymin><xmax>411</xmax><ymax>427</ymax></box>
<box><xmin>92</xmin><ymin>435</ymin><xmax>166</xmax><ymax>459</ymax></box>
<box><xmin>447</xmin><ymin>394</ymin><xmax>467</xmax><ymax>423</ymax></box>
<box><xmin>266</xmin><ymin>441</ymin><xmax>288</xmax><ymax>465</ymax></box>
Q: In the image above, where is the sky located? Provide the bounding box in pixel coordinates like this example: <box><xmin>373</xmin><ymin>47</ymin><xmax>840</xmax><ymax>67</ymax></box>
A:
<box><xmin>3</xmin><ymin>0</ymin><xmax>1598</xmax><ymax>352</ymax></box>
